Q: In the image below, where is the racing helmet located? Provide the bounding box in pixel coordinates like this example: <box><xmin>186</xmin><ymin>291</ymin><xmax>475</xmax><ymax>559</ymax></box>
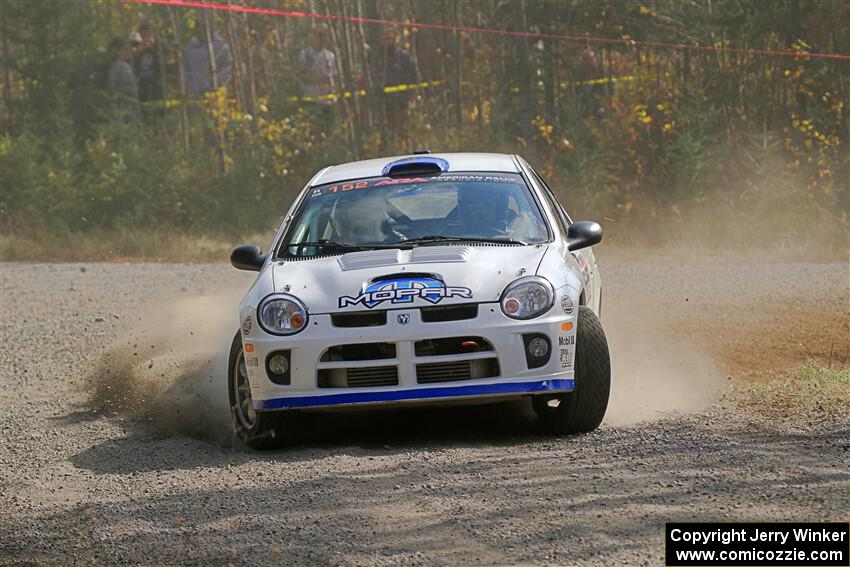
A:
<box><xmin>333</xmin><ymin>192</ymin><xmax>393</xmax><ymax>244</ymax></box>
<box><xmin>456</xmin><ymin>183</ymin><xmax>510</xmax><ymax>233</ymax></box>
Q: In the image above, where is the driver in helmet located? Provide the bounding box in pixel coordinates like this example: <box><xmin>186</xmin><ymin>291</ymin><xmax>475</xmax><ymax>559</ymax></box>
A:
<box><xmin>334</xmin><ymin>192</ymin><xmax>399</xmax><ymax>245</ymax></box>
<box><xmin>456</xmin><ymin>185</ymin><xmax>515</xmax><ymax>237</ymax></box>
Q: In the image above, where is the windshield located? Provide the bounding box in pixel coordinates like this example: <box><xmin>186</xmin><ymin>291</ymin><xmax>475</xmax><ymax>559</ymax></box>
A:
<box><xmin>278</xmin><ymin>172</ymin><xmax>549</xmax><ymax>257</ymax></box>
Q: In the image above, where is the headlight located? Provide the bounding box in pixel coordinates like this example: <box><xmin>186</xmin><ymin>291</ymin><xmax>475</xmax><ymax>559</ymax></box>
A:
<box><xmin>500</xmin><ymin>276</ymin><xmax>554</xmax><ymax>320</ymax></box>
<box><xmin>257</xmin><ymin>294</ymin><xmax>308</xmax><ymax>335</ymax></box>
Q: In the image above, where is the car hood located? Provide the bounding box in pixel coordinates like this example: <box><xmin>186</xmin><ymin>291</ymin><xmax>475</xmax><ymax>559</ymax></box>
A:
<box><xmin>271</xmin><ymin>245</ymin><xmax>548</xmax><ymax>314</ymax></box>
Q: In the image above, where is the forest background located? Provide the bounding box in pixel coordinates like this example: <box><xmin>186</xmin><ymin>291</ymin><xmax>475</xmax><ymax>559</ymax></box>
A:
<box><xmin>1</xmin><ymin>0</ymin><xmax>848</xmax><ymax>260</ymax></box>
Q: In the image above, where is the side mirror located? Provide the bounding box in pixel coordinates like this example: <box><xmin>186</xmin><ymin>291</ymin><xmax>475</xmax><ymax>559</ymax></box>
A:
<box><xmin>566</xmin><ymin>221</ymin><xmax>603</xmax><ymax>252</ymax></box>
<box><xmin>230</xmin><ymin>244</ymin><xmax>266</xmax><ymax>271</ymax></box>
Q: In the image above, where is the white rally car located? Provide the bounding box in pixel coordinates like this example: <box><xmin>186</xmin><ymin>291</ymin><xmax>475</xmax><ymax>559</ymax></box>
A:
<box><xmin>229</xmin><ymin>152</ymin><xmax>610</xmax><ymax>449</ymax></box>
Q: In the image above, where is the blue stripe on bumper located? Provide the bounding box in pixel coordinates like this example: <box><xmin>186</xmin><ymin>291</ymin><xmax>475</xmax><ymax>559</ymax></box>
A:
<box><xmin>255</xmin><ymin>378</ymin><xmax>575</xmax><ymax>410</ymax></box>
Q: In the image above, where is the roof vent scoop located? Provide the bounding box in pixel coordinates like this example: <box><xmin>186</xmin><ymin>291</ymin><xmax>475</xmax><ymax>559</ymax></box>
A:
<box><xmin>382</xmin><ymin>156</ymin><xmax>448</xmax><ymax>178</ymax></box>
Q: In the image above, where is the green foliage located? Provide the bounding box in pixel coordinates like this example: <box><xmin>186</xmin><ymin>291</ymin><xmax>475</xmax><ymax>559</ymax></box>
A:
<box><xmin>741</xmin><ymin>363</ymin><xmax>850</xmax><ymax>427</ymax></box>
<box><xmin>1</xmin><ymin>0</ymin><xmax>848</xmax><ymax>248</ymax></box>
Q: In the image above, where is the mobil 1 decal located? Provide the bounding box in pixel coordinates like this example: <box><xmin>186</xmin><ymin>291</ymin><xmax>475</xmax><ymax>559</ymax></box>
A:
<box><xmin>559</xmin><ymin>334</ymin><xmax>575</xmax><ymax>370</ymax></box>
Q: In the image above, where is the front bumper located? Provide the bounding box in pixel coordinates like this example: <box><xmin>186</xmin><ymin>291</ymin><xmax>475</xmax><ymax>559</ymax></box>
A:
<box><xmin>242</xmin><ymin>302</ymin><xmax>577</xmax><ymax>411</ymax></box>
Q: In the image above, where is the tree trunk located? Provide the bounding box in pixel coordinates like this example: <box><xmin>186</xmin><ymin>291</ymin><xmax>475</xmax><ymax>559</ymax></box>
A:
<box><xmin>201</xmin><ymin>9</ymin><xmax>226</xmax><ymax>174</ymax></box>
<box><xmin>1</xmin><ymin>4</ymin><xmax>12</xmax><ymax>131</ymax></box>
<box><xmin>202</xmin><ymin>9</ymin><xmax>219</xmax><ymax>90</ymax></box>
<box><xmin>451</xmin><ymin>0</ymin><xmax>462</xmax><ymax>130</ymax></box>
<box><xmin>324</xmin><ymin>1</ymin><xmax>361</xmax><ymax>160</ymax></box>
<box><xmin>243</xmin><ymin>13</ymin><xmax>257</xmax><ymax>124</ymax></box>
<box><xmin>168</xmin><ymin>6</ymin><xmax>190</xmax><ymax>154</ymax></box>
<box><xmin>518</xmin><ymin>0</ymin><xmax>537</xmax><ymax>161</ymax></box>
<box><xmin>473</xmin><ymin>10</ymin><xmax>484</xmax><ymax>134</ymax></box>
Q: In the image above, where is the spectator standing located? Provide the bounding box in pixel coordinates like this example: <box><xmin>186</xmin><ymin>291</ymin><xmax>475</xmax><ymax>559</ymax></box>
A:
<box><xmin>106</xmin><ymin>36</ymin><xmax>139</xmax><ymax>124</ymax></box>
<box><xmin>297</xmin><ymin>25</ymin><xmax>338</xmax><ymax>134</ymax></box>
<box><xmin>297</xmin><ymin>26</ymin><xmax>338</xmax><ymax>103</ymax></box>
<box><xmin>377</xmin><ymin>28</ymin><xmax>416</xmax><ymax>133</ymax></box>
<box><xmin>134</xmin><ymin>23</ymin><xmax>165</xmax><ymax>122</ymax></box>
<box><xmin>573</xmin><ymin>45</ymin><xmax>605</xmax><ymax>120</ymax></box>
<box><xmin>183</xmin><ymin>22</ymin><xmax>232</xmax><ymax>98</ymax></box>
<box><xmin>183</xmin><ymin>19</ymin><xmax>232</xmax><ymax>172</ymax></box>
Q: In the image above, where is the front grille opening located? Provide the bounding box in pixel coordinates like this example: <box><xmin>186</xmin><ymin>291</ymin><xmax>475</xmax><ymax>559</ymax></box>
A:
<box><xmin>320</xmin><ymin>342</ymin><xmax>396</xmax><ymax>362</ymax></box>
<box><xmin>414</xmin><ymin>336</ymin><xmax>493</xmax><ymax>357</ymax></box>
<box><xmin>416</xmin><ymin>358</ymin><xmax>500</xmax><ymax>384</ymax></box>
<box><xmin>421</xmin><ymin>304</ymin><xmax>478</xmax><ymax>323</ymax></box>
<box><xmin>318</xmin><ymin>366</ymin><xmax>399</xmax><ymax>388</ymax></box>
<box><xmin>331</xmin><ymin>311</ymin><xmax>387</xmax><ymax>327</ymax></box>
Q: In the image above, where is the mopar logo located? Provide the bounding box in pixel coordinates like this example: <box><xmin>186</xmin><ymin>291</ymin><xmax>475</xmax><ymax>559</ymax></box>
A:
<box><xmin>338</xmin><ymin>276</ymin><xmax>472</xmax><ymax>309</ymax></box>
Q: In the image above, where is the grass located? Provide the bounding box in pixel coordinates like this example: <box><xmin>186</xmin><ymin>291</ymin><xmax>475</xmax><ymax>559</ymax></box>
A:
<box><xmin>738</xmin><ymin>363</ymin><xmax>850</xmax><ymax>426</ymax></box>
<box><xmin>0</xmin><ymin>229</ymin><xmax>275</xmax><ymax>263</ymax></box>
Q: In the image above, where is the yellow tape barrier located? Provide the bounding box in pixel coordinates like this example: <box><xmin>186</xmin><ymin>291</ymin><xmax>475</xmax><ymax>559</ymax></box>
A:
<box><xmin>142</xmin><ymin>75</ymin><xmax>632</xmax><ymax>107</ymax></box>
<box><xmin>562</xmin><ymin>75</ymin><xmax>635</xmax><ymax>87</ymax></box>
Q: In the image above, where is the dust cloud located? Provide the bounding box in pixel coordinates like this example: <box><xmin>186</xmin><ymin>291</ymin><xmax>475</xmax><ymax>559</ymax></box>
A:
<box><xmin>86</xmin><ymin>290</ymin><xmax>243</xmax><ymax>444</ymax></box>
<box><xmin>603</xmin><ymin>307</ymin><xmax>724</xmax><ymax>426</ymax></box>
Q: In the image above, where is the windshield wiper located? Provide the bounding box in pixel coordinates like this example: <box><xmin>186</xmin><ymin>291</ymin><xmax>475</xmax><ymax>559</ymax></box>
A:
<box><xmin>286</xmin><ymin>239</ymin><xmax>411</xmax><ymax>252</ymax></box>
<box><xmin>399</xmin><ymin>235</ymin><xmax>529</xmax><ymax>246</ymax></box>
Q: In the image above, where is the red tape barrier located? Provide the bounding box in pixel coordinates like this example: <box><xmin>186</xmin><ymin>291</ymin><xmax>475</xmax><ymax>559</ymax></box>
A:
<box><xmin>125</xmin><ymin>0</ymin><xmax>850</xmax><ymax>61</ymax></box>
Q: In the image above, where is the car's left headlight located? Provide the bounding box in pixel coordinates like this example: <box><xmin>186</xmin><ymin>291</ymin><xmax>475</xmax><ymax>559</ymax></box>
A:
<box><xmin>257</xmin><ymin>294</ymin><xmax>308</xmax><ymax>335</ymax></box>
<box><xmin>500</xmin><ymin>276</ymin><xmax>554</xmax><ymax>320</ymax></box>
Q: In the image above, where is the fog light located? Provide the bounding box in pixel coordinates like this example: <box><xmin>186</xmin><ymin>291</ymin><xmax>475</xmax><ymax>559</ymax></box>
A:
<box><xmin>265</xmin><ymin>351</ymin><xmax>291</xmax><ymax>385</ymax></box>
<box><xmin>527</xmin><ymin>337</ymin><xmax>549</xmax><ymax>358</ymax></box>
<box><xmin>268</xmin><ymin>354</ymin><xmax>289</xmax><ymax>375</ymax></box>
<box><xmin>523</xmin><ymin>334</ymin><xmax>551</xmax><ymax>369</ymax></box>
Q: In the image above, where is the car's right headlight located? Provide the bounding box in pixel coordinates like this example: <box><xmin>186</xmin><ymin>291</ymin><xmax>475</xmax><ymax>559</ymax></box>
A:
<box><xmin>500</xmin><ymin>276</ymin><xmax>554</xmax><ymax>320</ymax></box>
<box><xmin>257</xmin><ymin>294</ymin><xmax>308</xmax><ymax>335</ymax></box>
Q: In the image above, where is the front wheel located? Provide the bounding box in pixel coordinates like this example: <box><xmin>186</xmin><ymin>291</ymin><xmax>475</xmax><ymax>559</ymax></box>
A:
<box><xmin>534</xmin><ymin>306</ymin><xmax>611</xmax><ymax>435</ymax></box>
<box><xmin>228</xmin><ymin>332</ymin><xmax>297</xmax><ymax>450</ymax></box>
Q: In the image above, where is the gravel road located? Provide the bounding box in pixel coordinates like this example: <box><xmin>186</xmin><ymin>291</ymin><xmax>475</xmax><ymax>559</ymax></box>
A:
<box><xmin>1</xmin><ymin>260</ymin><xmax>848</xmax><ymax>565</ymax></box>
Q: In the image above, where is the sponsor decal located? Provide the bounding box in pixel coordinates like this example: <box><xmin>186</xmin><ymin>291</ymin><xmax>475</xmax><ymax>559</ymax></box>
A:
<box><xmin>246</xmin><ymin>357</ymin><xmax>259</xmax><ymax>367</ymax></box>
<box><xmin>560</xmin><ymin>295</ymin><xmax>575</xmax><ymax>315</ymax></box>
<box><xmin>338</xmin><ymin>276</ymin><xmax>472</xmax><ymax>309</ymax></box>
<box><xmin>559</xmin><ymin>348</ymin><xmax>573</xmax><ymax>370</ymax></box>
<box><xmin>310</xmin><ymin>173</ymin><xmax>522</xmax><ymax>198</ymax></box>
<box><xmin>241</xmin><ymin>316</ymin><xmax>253</xmax><ymax>335</ymax></box>
<box><xmin>559</xmin><ymin>335</ymin><xmax>575</xmax><ymax>369</ymax></box>
<box><xmin>397</xmin><ymin>313</ymin><xmax>410</xmax><ymax>325</ymax></box>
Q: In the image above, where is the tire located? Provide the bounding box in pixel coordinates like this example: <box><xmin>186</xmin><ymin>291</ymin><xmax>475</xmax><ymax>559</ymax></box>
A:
<box><xmin>228</xmin><ymin>332</ymin><xmax>297</xmax><ymax>450</ymax></box>
<box><xmin>534</xmin><ymin>306</ymin><xmax>611</xmax><ymax>435</ymax></box>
